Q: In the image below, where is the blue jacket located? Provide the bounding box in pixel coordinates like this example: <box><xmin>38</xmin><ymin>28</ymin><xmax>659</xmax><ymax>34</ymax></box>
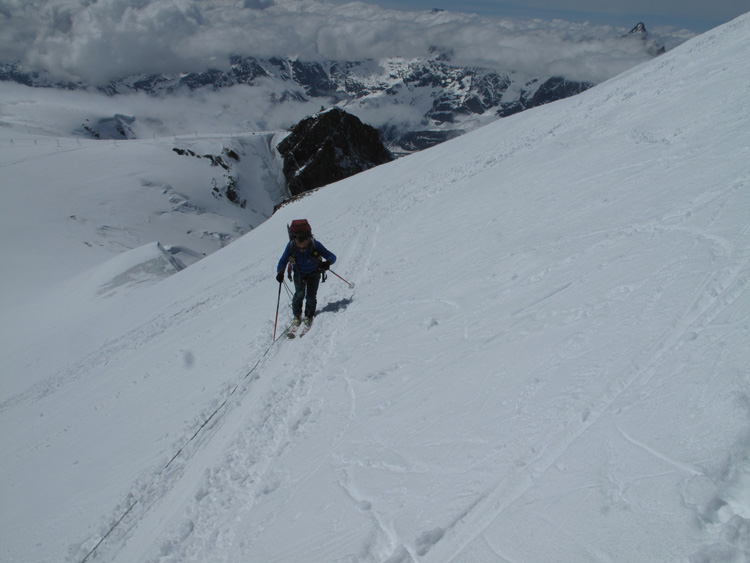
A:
<box><xmin>277</xmin><ymin>239</ymin><xmax>336</xmax><ymax>276</ymax></box>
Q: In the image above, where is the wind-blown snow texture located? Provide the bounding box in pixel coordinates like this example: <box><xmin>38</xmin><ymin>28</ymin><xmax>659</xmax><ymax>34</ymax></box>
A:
<box><xmin>1</xmin><ymin>13</ymin><xmax>749</xmax><ymax>563</ymax></box>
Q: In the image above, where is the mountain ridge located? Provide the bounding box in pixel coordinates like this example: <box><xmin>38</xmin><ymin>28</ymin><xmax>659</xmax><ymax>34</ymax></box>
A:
<box><xmin>1</xmin><ymin>24</ymin><xmax>663</xmax><ymax>153</ymax></box>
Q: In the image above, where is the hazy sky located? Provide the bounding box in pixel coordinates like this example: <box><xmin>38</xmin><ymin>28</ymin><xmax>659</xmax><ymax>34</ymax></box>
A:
<box><xmin>354</xmin><ymin>0</ymin><xmax>748</xmax><ymax>32</ymax></box>
<box><xmin>1</xmin><ymin>0</ymin><xmax>743</xmax><ymax>85</ymax></box>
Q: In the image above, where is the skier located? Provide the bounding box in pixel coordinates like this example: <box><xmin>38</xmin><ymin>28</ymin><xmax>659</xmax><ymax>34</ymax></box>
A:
<box><xmin>276</xmin><ymin>223</ymin><xmax>336</xmax><ymax>331</ymax></box>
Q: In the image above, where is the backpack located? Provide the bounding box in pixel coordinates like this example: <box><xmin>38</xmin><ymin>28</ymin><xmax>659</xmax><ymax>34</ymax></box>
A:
<box><xmin>287</xmin><ymin>219</ymin><xmax>312</xmax><ymax>241</ymax></box>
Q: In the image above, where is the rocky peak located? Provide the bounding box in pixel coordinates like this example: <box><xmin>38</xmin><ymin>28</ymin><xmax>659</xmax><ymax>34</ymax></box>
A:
<box><xmin>276</xmin><ymin>108</ymin><xmax>393</xmax><ymax>197</ymax></box>
<box><xmin>626</xmin><ymin>22</ymin><xmax>666</xmax><ymax>56</ymax></box>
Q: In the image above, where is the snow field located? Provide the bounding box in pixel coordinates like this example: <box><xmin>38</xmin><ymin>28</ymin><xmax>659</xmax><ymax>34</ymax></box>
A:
<box><xmin>0</xmin><ymin>99</ymin><xmax>282</xmax><ymax>311</ymax></box>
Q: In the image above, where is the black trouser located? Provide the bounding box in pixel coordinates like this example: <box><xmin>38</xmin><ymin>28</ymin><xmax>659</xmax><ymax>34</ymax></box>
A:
<box><xmin>292</xmin><ymin>271</ymin><xmax>321</xmax><ymax>319</ymax></box>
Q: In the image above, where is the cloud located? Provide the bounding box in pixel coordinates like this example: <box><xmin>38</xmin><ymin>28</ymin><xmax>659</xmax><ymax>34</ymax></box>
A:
<box><xmin>496</xmin><ymin>0</ymin><xmax>747</xmax><ymax>24</ymax></box>
<box><xmin>1</xmin><ymin>0</ymin><xmax>695</xmax><ymax>85</ymax></box>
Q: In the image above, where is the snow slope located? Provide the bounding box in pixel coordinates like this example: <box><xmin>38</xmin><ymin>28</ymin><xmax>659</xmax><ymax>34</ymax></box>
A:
<box><xmin>0</xmin><ymin>84</ymin><xmax>287</xmax><ymax>309</ymax></box>
<box><xmin>2</xmin><ymin>13</ymin><xmax>749</xmax><ymax>563</ymax></box>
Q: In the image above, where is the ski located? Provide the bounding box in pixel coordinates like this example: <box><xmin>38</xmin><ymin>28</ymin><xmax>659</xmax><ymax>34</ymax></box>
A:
<box><xmin>286</xmin><ymin>319</ymin><xmax>302</xmax><ymax>338</ymax></box>
<box><xmin>285</xmin><ymin>318</ymin><xmax>312</xmax><ymax>339</ymax></box>
<box><xmin>298</xmin><ymin>321</ymin><xmax>313</xmax><ymax>337</ymax></box>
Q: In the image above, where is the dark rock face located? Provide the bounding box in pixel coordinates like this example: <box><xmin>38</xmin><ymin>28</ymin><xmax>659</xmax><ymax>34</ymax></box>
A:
<box><xmin>395</xmin><ymin>130</ymin><xmax>463</xmax><ymax>152</ymax></box>
<box><xmin>530</xmin><ymin>77</ymin><xmax>593</xmax><ymax>107</ymax></box>
<box><xmin>276</xmin><ymin>108</ymin><xmax>393</xmax><ymax>196</ymax></box>
<box><xmin>498</xmin><ymin>76</ymin><xmax>594</xmax><ymax>117</ymax></box>
<box><xmin>172</xmin><ymin>146</ymin><xmax>245</xmax><ymax>208</ymax></box>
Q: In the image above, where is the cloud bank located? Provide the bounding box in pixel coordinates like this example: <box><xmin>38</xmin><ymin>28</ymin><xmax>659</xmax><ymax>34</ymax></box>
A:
<box><xmin>0</xmin><ymin>0</ymin><xmax>695</xmax><ymax>85</ymax></box>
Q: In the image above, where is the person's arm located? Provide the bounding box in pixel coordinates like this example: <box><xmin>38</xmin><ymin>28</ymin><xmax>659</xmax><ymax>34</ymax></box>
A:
<box><xmin>277</xmin><ymin>243</ymin><xmax>292</xmax><ymax>274</ymax></box>
<box><xmin>315</xmin><ymin>241</ymin><xmax>336</xmax><ymax>265</ymax></box>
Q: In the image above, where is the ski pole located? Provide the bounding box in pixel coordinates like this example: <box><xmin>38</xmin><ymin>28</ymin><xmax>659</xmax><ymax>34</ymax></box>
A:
<box><xmin>273</xmin><ymin>281</ymin><xmax>282</xmax><ymax>341</ymax></box>
<box><xmin>329</xmin><ymin>268</ymin><xmax>355</xmax><ymax>289</ymax></box>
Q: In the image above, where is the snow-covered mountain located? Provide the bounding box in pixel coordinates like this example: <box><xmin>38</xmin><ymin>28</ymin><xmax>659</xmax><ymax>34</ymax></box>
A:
<box><xmin>0</xmin><ymin>53</ymin><xmax>579</xmax><ymax>152</ymax></box>
<box><xmin>0</xmin><ymin>89</ymin><xmax>391</xmax><ymax>300</ymax></box>
<box><xmin>1</xmin><ymin>12</ymin><xmax>749</xmax><ymax>563</ymax></box>
<box><xmin>1</xmin><ymin>22</ymin><xmax>664</xmax><ymax>153</ymax></box>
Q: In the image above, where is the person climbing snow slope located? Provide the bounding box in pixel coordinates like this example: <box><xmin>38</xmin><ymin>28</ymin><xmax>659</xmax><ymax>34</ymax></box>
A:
<box><xmin>276</xmin><ymin>219</ymin><xmax>336</xmax><ymax>331</ymax></box>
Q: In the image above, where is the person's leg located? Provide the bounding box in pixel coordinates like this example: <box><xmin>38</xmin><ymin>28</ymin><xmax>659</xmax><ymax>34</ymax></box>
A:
<box><xmin>304</xmin><ymin>273</ymin><xmax>321</xmax><ymax>319</ymax></box>
<box><xmin>292</xmin><ymin>273</ymin><xmax>306</xmax><ymax>319</ymax></box>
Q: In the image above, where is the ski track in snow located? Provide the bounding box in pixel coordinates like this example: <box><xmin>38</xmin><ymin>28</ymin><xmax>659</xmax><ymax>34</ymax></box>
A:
<box><xmin>415</xmin><ymin>180</ymin><xmax>750</xmax><ymax>562</ymax></box>
<box><xmin>423</xmin><ymin>262</ymin><xmax>750</xmax><ymax>563</ymax></box>
<box><xmin>84</xmin><ymin>227</ymin><xmax>371</xmax><ymax>563</ymax></box>
<box><xmin>81</xmin><ymin>177</ymin><xmax>397</xmax><ymax>562</ymax></box>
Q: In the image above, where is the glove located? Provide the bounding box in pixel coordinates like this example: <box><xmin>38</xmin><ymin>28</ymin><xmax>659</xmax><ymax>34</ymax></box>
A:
<box><xmin>276</xmin><ymin>271</ymin><xmax>284</xmax><ymax>283</ymax></box>
<box><xmin>319</xmin><ymin>261</ymin><xmax>331</xmax><ymax>271</ymax></box>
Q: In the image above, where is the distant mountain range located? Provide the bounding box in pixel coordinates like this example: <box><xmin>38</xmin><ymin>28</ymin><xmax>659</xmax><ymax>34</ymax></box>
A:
<box><xmin>0</xmin><ymin>24</ymin><xmax>664</xmax><ymax>154</ymax></box>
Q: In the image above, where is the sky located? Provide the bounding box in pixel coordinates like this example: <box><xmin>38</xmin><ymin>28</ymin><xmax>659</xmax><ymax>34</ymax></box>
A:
<box><xmin>357</xmin><ymin>0</ymin><xmax>749</xmax><ymax>32</ymax></box>
<box><xmin>0</xmin><ymin>0</ymin><xmax>733</xmax><ymax>86</ymax></box>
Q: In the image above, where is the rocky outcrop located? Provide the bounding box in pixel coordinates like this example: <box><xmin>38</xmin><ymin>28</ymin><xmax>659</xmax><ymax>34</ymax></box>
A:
<box><xmin>172</xmin><ymin>146</ymin><xmax>245</xmax><ymax>207</ymax></box>
<box><xmin>276</xmin><ymin>108</ymin><xmax>393</xmax><ymax>197</ymax></box>
<box><xmin>80</xmin><ymin>114</ymin><xmax>137</xmax><ymax>139</ymax></box>
<box><xmin>498</xmin><ymin>77</ymin><xmax>594</xmax><ymax>117</ymax></box>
